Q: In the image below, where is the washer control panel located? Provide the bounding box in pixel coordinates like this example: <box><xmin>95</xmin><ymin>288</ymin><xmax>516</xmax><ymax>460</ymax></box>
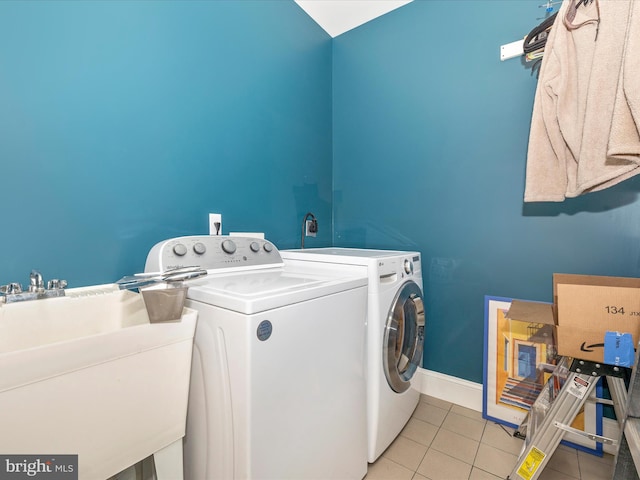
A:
<box><xmin>145</xmin><ymin>235</ymin><xmax>282</xmax><ymax>272</ymax></box>
<box><xmin>377</xmin><ymin>254</ymin><xmax>421</xmax><ymax>279</ymax></box>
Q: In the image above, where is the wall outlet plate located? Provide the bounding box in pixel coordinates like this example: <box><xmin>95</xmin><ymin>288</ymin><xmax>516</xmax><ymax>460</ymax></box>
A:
<box><xmin>305</xmin><ymin>219</ymin><xmax>317</xmax><ymax>237</ymax></box>
<box><xmin>209</xmin><ymin>213</ymin><xmax>222</xmax><ymax>236</ymax></box>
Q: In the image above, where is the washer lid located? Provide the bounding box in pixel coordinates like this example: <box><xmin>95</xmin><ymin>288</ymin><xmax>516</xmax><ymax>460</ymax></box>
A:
<box><xmin>186</xmin><ymin>266</ymin><xmax>367</xmax><ymax>314</ymax></box>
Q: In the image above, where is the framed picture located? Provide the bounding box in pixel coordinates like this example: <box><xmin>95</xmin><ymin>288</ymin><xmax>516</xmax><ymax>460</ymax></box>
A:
<box><xmin>483</xmin><ymin>296</ymin><xmax>603</xmax><ymax>455</ymax></box>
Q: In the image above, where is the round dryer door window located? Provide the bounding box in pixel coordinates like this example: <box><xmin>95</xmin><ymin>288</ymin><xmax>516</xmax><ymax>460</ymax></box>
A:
<box><xmin>383</xmin><ymin>281</ymin><xmax>425</xmax><ymax>393</ymax></box>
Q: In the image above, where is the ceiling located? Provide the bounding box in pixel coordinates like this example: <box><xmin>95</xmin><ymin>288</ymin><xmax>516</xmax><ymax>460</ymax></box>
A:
<box><xmin>294</xmin><ymin>0</ymin><xmax>413</xmax><ymax>38</ymax></box>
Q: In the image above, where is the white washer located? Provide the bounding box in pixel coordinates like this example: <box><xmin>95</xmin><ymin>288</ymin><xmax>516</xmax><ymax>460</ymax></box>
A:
<box><xmin>145</xmin><ymin>236</ymin><xmax>368</xmax><ymax>480</ymax></box>
<box><xmin>281</xmin><ymin>248</ymin><xmax>425</xmax><ymax>463</ymax></box>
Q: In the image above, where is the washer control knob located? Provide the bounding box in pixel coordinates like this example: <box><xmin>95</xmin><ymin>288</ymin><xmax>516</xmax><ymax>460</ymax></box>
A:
<box><xmin>221</xmin><ymin>239</ymin><xmax>237</xmax><ymax>254</ymax></box>
<box><xmin>173</xmin><ymin>243</ymin><xmax>187</xmax><ymax>256</ymax></box>
<box><xmin>250</xmin><ymin>242</ymin><xmax>260</xmax><ymax>253</ymax></box>
<box><xmin>263</xmin><ymin>243</ymin><xmax>273</xmax><ymax>253</ymax></box>
<box><xmin>404</xmin><ymin>259</ymin><xmax>413</xmax><ymax>275</ymax></box>
<box><xmin>193</xmin><ymin>242</ymin><xmax>206</xmax><ymax>255</ymax></box>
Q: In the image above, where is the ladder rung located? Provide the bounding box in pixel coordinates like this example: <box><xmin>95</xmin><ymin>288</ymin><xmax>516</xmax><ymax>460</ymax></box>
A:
<box><xmin>552</xmin><ymin>421</ymin><xmax>616</xmax><ymax>445</ymax></box>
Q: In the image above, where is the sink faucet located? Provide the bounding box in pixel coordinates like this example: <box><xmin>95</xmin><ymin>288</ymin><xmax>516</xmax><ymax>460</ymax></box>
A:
<box><xmin>1</xmin><ymin>270</ymin><xmax>67</xmax><ymax>304</ymax></box>
<box><xmin>29</xmin><ymin>270</ymin><xmax>44</xmax><ymax>293</ymax></box>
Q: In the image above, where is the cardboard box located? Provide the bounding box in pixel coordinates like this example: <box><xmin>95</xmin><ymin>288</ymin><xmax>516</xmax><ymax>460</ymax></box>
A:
<box><xmin>508</xmin><ymin>274</ymin><xmax>640</xmax><ymax>365</ymax></box>
<box><xmin>555</xmin><ymin>274</ymin><xmax>640</xmax><ymax>364</ymax></box>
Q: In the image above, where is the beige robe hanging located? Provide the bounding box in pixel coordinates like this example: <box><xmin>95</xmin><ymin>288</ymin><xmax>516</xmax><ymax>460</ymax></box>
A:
<box><xmin>524</xmin><ymin>0</ymin><xmax>639</xmax><ymax>202</ymax></box>
<box><xmin>608</xmin><ymin>1</ymin><xmax>640</xmax><ymax>163</ymax></box>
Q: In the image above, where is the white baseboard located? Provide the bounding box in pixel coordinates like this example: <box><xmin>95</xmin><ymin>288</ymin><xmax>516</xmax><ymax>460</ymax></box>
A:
<box><xmin>414</xmin><ymin>367</ymin><xmax>620</xmax><ymax>455</ymax></box>
<box><xmin>415</xmin><ymin>367</ymin><xmax>483</xmax><ymax>412</ymax></box>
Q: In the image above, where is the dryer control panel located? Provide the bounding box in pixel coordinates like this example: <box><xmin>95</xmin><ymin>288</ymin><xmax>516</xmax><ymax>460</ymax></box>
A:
<box><xmin>145</xmin><ymin>235</ymin><xmax>283</xmax><ymax>273</ymax></box>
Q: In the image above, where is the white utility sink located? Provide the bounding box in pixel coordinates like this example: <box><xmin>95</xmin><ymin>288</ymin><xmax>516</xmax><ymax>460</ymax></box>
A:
<box><xmin>0</xmin><ymin>284</ymin><xmax>197</xmax><ymax>480</ymax></box>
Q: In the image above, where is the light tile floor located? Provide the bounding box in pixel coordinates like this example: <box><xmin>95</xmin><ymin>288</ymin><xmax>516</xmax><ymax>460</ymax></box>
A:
<box><xmin>365</xmin><ymin>394</ymin><xmax>615</xmax><ymax>480</ymax></box>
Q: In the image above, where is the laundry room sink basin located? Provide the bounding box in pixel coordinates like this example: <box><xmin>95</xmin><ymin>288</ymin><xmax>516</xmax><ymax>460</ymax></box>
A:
<box><xmin>0</xmin><ymin>284</ymin><xmax>197</xmax><ymax>480</ymax></box>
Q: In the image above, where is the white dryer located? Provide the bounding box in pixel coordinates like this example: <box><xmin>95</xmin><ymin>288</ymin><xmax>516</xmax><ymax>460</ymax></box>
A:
<box><xmin>281</xmin><ymin>248</ymin><xmax>425</xmax><ymax>463</ymax></box>
<box><xmin>145</xmin><ymin>236</ymin><xmax>368</xmax><ymax>480</ymax></box>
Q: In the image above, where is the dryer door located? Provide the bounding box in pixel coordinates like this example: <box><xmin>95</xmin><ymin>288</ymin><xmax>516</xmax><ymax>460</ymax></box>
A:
<box><xmin>383</xmin><ymin>281</ymin><xmax>425</xmax><ymax>393</ymax></box>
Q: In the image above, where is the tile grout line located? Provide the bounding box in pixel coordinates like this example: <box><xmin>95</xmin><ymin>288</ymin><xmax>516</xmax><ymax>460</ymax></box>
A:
<box><xmin>466</xmin><ymin>417</ymin><xmax>489</xmax><ymax>480</ymax></box>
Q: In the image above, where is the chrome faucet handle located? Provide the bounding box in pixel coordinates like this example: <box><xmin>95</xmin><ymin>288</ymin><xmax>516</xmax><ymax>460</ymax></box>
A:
<box><xmin>47</xmin><ymin>279</ymin><xmax>67</xmax><ymax>290</ymax></box>
<box><xmin>4</xmin><ymin>282</ymin><xmax>23</xmax><ymax>294</ymax></box>
<box><xmin>47</xmin><ymin>279</ymin><xmax>68</xmax><ymax>290</ymax></box>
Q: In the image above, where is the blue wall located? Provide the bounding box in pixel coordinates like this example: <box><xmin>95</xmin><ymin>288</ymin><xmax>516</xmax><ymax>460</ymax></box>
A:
<box><xmin>5</xmin><ymin>0</ymin><xmax>640</xmax><ymax>385</ymax></box>
<box><xmin>333</xmin><ymin>1</ymin><xmax>640</xmax><ymax>383</ymax></box>
<box><xmin>0</xmin><ymin>0</ymin><xmax>332</xmax><ymax>288</ymax></box>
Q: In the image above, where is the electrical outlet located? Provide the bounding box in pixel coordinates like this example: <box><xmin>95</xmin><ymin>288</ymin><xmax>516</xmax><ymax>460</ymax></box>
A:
<box><xmin>305</xmin><ymin>219</ymin><xmax>317</xmax><ymax>237</ymax></box>
<box><xmin>209</xmin><ymin>213</ymin><xmax>222</xmax><ymax>236</ymax></box>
